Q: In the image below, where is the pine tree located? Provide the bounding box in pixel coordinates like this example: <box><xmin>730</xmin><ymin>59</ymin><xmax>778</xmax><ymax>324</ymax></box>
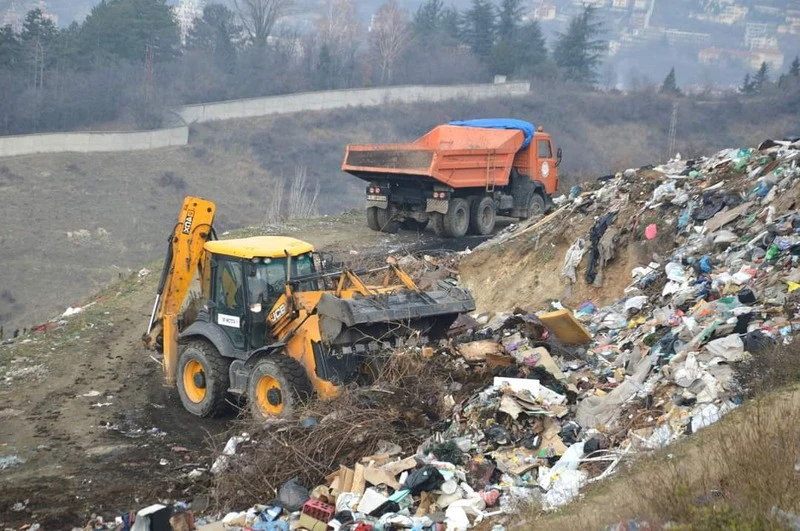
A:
<box><xmin>740</xmin><ymin>72</ymin><xmax>756</xmax><ymax>95</ymax></box>
<box><xmin>462</xmin><ymin>0</ymin><xmax>496</xmax><ymax>60</ymax></box>
<box><xmin>412</xmin><ymin>0</ymin><xmax>444</xmax><ymax>37</ymax></box>
<box><xmin>660</xmin><ymin>67</ymin><xmax>680</xmax><ymax>95</ymax></box>
<box><xmin>753</xmin><ymin>61</ymin><xmax>769</xmax><ymax>91</ymax></box>
<box><xmin>489</xmin><ymin>0</ymin><xmax>522</xmax><ymax>74</ymax></box>
<box><xmin>187</xmin><ymin>4</ymin><xmax>240</xmax><ymax>73</ymax></box>
<box><xmin>553</xmin><ymin>5</ymin><xmax>605</xmax><ymax>83</ymax></box>
<box><xmin>790</xmin><ymin>56</ymin><xmax>800</xmax><ymax>77</ymax></box>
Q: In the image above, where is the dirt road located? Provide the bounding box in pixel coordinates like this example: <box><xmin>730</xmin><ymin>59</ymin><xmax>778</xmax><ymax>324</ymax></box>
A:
<box><xmin>0</xmin><ymin>217</ymin><xmax>493</xmax><ymax>528</ymax></box>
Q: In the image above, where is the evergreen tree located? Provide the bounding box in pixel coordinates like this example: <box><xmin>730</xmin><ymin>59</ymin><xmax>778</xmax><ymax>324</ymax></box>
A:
<box><xmin>489</xmin><ymin>0</ymin><xmax>525</xmax><ymax>74</ymax></box>
<box><xmin>462</xmin><ymin>0</ymin><xmax>495</xmax><ymax>60</ymax></box>
<box><xmin>77</xmin><ymin>0</ymin><xmax>180</xmax><ymax>63</ymax></box>
<box><xmin>553</xmin><ymin>5</ymin><xmax>605</xmax><ymax>83</ymax></box>
<box><xmin>186</xmin><ymin>4</ymin><xmax>240</xmax><ymax>73</ymax></box>
<box><xmin>660</xmin><ymin>66</ymin><xmax>680</xmax><ymax>95</ymax></box>
<box><xmin>0</xmin><ymin>25</ymin><xmax>21</xmax><ymax>69</ymax></box>
<box><xmin>412</xmin><ymin>0</ymin><xmax>444</xmax><ymax>36</ymax></box>
<box><xmin>753</xmin><ymin>61</ymin><xmax>769</xmax><ymax>91</ymax></box>
<box><xmin>440</xmin><ymin>7</ymin><xmax>461</xmax><ymax>41</ymax></box>
<box><xmin>740</xmin><ymin>72</ymin><xmax>756</xmax><ymax>95</ymax></box>
<box><xmin>515</xmin><ymin>21</ymin><xmax>547</xmax><ymax>75</ymax></box>
<box><xmin>316</xmin><ymin>43</ymin><xmax>333</xmax><ymax>90</ymax></box>
<box><xmin>790</xmin><ymin>56</ymin><xmax>800</xmax><ymax>77</ymax></box>
<box><xmin>496</xmin><ymin>0</ymin><xmax>522</xmax><ymax>39</ymax></box>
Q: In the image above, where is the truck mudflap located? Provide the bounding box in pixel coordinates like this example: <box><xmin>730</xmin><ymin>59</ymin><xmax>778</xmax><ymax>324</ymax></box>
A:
<box><xmin>426</xmin><ymin>198</ymin><xmax>449</xmax><ymax>214</ymax></box>
<box><xmin>315</xmin><ymin>285</ymin><xmax>476</xmax><ymax>346</ymax></box>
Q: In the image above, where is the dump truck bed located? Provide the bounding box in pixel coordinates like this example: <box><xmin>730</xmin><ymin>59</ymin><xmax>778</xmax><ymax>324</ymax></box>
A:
<box><xmin>342</xmin><ymin>125</ymin><xmax>527</xmax><ymax>188</ymax></box>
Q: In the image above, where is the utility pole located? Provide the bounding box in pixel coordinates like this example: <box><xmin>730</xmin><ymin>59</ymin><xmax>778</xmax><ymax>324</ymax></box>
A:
<box><xmin>667</xmin><ymin>100</ymin><xmax>678</xmax><ymax>161</ymax></box>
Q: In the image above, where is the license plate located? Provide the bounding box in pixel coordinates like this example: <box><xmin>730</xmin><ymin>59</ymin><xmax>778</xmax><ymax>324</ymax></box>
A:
<box><xmin>367</xmin><ymin>195</ymin><xmax>387</xmax><ymax>201</ymax></box>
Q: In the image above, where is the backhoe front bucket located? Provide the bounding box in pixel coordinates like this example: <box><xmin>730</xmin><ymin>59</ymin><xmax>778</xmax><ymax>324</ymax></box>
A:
<box><xmin>315</xmin><ymin>284</ymin><xmax>476</xmax><ymax>347</ymax></box>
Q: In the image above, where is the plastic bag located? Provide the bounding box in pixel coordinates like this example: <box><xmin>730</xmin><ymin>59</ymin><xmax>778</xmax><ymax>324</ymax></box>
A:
<box><xmin>277</xmin><ymin>478</ymin><xmax>309</xmax><ymax>512</ymax></box>
<box><xmin>402</xmin><ymin>465</ymin><xmax>444</xmax><ymax>495</ymax></box>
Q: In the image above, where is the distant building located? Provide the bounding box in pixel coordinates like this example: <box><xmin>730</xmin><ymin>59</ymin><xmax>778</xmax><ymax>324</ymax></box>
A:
<box><xmin>699</xmin><ymin>46</ymin><xmax>784</xmax><ymax>70</ymax></box>
<box><xmin>530</xmin><ymin>2</ymin><xmax>556</xmax><ymax>21</ymax></box>
<box><xmin>611</xmin><ymin>0</ymin><xmax>631</xmax><ymax>8</ymax></box>
<box><xmin>174</xmin><ymin>0</ymin><xmax>205</xmax><ymax>44</ymax></box>
<box><xmin>744</xmin><ymin>23</ymin><xmax>774</xmax><ymax>49</ymax></box>
<box><xmin>633</xmin><ymin>0</ymin><xmax>648</xmax><ymax>10</ymax></box>
<box><xmin>718</xmin><ymin>4</ymin><xmax>748</xmax><ymax>25</ymax></box>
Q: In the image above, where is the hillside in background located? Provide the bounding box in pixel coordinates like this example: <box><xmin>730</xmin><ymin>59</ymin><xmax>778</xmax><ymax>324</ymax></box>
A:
<box><xmin>1</xmin><ymin>85</ymin><xmax>799</xmax><ymax>333</ymax></box>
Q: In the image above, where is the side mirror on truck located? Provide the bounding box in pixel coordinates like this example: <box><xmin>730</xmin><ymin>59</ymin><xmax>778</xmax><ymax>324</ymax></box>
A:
<box><xmin>556</xmin><ymin>147</ymin><xmax>563</xmax><ymax>167</ymax></box>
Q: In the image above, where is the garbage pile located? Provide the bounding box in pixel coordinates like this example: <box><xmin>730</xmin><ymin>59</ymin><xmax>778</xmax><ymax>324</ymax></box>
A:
<box><xmin>84</xmin><ymin>139</ymin><xmax>799</xmax><ymax>531</ymax></box>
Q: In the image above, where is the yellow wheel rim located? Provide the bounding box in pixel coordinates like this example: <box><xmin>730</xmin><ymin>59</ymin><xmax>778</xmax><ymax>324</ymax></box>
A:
<box><xmin>256</xmin><ymin>375</ymin><xmax>283</xmax><ymax>416</ymax></box>
<box><xmin>183</xmin><ymin>359</ymin><xmax>207</xmax><ymax>403</ymax></box>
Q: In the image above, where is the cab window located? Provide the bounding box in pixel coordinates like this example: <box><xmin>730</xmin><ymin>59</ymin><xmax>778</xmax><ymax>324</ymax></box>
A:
<box><xmin>538</xmin><ymin>139</ymin><xmax>552</xmax><ymax>158</ymax></box>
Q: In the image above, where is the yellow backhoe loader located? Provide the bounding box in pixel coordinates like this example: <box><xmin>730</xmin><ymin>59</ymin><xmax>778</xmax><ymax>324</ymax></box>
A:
<box><xmin>143</xmin><ymin>196</ymin><xmax>475</xmax><ymax>418</ymax></box>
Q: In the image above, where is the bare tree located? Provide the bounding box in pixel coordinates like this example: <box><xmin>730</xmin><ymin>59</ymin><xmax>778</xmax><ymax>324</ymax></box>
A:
<box><xmin>234</xmin><ymin>0</ymin><xmax>293</xmax><ymax>49</ymax></box>
<box><xmin>287</xmin><ymin>165</ymin><xmax>320</xmax><ymax>219</ymax></box>
<box><xmin>264</xmin><ymin>177</ymin><xmax>285</xmax><ymax>224</ymax></box>
<box><xmin>370</xmin><ymin>0</ymin><xmax>411</xmax><ymax>84</ymax></box>
<box><xmin>315</xmin><ymin>0</ymin><xmax>364</xmax><ymax>88</ymax></box>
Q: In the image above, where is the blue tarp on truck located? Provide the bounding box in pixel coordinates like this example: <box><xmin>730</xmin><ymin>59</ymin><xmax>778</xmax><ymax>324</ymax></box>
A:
<box><xmin>448</xmin><ymin>119</ymin><xmax>536</xmax><ymax>149</ymax></box>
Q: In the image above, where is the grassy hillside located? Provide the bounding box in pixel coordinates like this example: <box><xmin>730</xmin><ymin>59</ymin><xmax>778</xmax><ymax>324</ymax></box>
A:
<box><xmin>1</xmin><ymin>86</ymin><xmax>798</xmax><ymax>332</ymax></box>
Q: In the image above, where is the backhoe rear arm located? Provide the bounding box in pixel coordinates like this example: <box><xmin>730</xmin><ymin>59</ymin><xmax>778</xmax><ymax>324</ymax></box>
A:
<box><xmin>144</xmin><ymin>196</ymin><xmax>216</xmax><ymax>385</ymax></box>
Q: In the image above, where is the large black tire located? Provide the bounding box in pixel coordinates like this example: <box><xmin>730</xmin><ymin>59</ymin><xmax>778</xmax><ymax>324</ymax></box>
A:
<box><xmin>527</xmin><ymin>193</ymin><xmax>546</xmax><ymax>219</ymax></box>
<box><xmin>366</xmin><ymin>207</ymin><xmax>381</xmax><ymax>231</ymax></box>
<box><xmin>374</xmin><ymin>207</ymin><xmax>400</xmax><ymax>234</ymax></box>
<box><xmin>176</xmin><ymin>340</ymin><xmax>231</xmax><ymax>418</ymax></box>
<box><xmin>431</xmin><ymin>212</ymin><xmax>446</xmax><ymax>236</ymax></box>
<box><xmin>443</xmin><ymin>197</ymin><xmax>470</xmax><ymax>238</ymax></box>
<box><xmin>247</xmin><ymin>355</ymin><xmax>312</xmax><ymax>419</ymax></box>
<box><xmin>469</xmin><ymin>196</ymin><xmax>496</xmax><ymax>235</ymax></box>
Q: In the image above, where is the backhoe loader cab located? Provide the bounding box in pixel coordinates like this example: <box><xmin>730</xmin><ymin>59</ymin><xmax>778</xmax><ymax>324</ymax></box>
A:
<box><xmin>145</xmin><ymin>196</ymin><xmax>476</xmax><ymax>420</ymax></box>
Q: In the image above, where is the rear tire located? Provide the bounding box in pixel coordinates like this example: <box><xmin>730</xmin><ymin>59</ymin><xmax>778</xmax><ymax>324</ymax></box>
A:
<box><xmin>431</xmin><ymin>213</ymin><xmax>446</xmax><ymax>237</ymax></box>
<box><xmin>248</xmin><ymin>355</ymin><xmax>312</xmax><ymax>419</ymax></box>
<box><xmin>177</xmin><ymin>340</ymin><xmax>231</xmax><ymax>418</ymax></box>
<box><xmin>374</xmin><ymin>207</ymin><xmax>400</xmax><ymax>234</ymax></box>
<box><xmin>366</xmin><ymin>207</ymin><xmax>381</xmax><ymax>231</ymax></box>
<box><xmin>527</xmin><ymin>193</ymin><xmax>546</xmax><ymax>219</ymax></box>
<box><xmin>469</xmin><ymin>196</ymin><xmax>496</xmax><ymax>235</ymax></box>
<box><xmin>443</xmin><ymin>198</ymin><xmax>470</xmax><ymax>238</ymax></box>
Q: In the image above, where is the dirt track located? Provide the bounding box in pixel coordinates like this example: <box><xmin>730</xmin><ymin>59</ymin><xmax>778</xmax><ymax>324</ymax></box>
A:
<box><xmin>0</xmin><ymin>217</ymin><xmax>494</xmax><ymax>528</ymax></box>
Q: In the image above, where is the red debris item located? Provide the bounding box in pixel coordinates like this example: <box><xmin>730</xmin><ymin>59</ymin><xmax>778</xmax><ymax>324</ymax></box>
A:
<box><xmin>479</xmin><ymin>488</ymin><xmax>501</xmax><ymax>506</ymax></box>
<box><xmin>354</xmin><ymin>523</ymin><xmax>374</xmax><ymax>531</ymax></box>
<box><xmin>645</xmin><ymin>224</ymin><xmax>658</xmax><ymax>240</ymax></box>
<box><xmin>302</xmin><ymin>499</ymin><xmax>335</xmax><ymax>523</ymax></box>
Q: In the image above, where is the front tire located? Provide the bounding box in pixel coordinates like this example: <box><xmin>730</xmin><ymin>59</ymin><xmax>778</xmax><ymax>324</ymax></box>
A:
<box><xmin>527</xmin><ymin>193</ymin><xmax>546</xmax><ymax>219</ymax></box>
<box><xmin>248</xmin><ymin>355</ymin><xmax>312</xmax><ymax>419</ymax></box>
<box><xmin>176</xmin><ymin>340</ymin><xmax>231</xmax><ymax>418</ymax></box>
<box><xmin>443</xmin><ymin>198</ymin><xmax>470</xmax><ymax>238</ymax></box>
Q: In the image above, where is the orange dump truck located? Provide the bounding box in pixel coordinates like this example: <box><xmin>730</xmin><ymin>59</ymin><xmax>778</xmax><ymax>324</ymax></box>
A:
<box><xmin>341</xmin><ymin>119</ymin><xmax>561</xmax><ymax>237</ymax></box>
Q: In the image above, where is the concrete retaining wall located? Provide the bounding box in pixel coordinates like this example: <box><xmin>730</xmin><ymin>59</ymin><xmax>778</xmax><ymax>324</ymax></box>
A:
<box><xmin>0</xmin><ymin>82</ymin><xmax>530</xmax><ymax>158</ymax></box>
<box><xmin>0</xmin><ymin>126</ymin><xmax>189</xmax><ymax>158</ymax></box>
<box><xmin>176</xmin><ymin>82</ymin><xmax>531</xmax><ymax>124</ymax></box>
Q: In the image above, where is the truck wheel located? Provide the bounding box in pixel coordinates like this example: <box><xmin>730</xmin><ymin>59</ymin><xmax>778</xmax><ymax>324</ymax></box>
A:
<box><xmin>527</xmin><ymin>193</ymin><xmax>546</xmax><ymax>219</ymax></box>
<box><xmin>469</xmin><ymin>197</ymin><xmax>496</xmax><ymax>235</ymax></box>
<box><xmin>374</xmin><ymin>207</ymin><xmax>400</xmax><ymax>233</ymax></box>
<box><xmin>248</xmin><ymin>355</ymin><xmax>312</xmax><ymax>419</ymax></box>
<box><xmin>443</xmin><ymin>198</ymin><xmax>470</xmax><ymax>238</ymax></box>
<box><xmin>177</xmin><ymin>340</ymin><xmax>231</xmax><ymax>418</ymax></box>
<box><xmin>431</xmin><ymin>213</ymin><xmax>446</xmax><ymax>236</ymax></box>
<box><xmin>366</xmin><ymin>207</ymin><xmax>381</xmax><ymax>231</ymax></box>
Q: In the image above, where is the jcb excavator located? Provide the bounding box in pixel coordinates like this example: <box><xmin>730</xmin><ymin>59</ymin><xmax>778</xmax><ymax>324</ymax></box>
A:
<box><xmin>143</xmin><ymin>196</ymin><xmax>475</xmax><ymax>419</ymax></box>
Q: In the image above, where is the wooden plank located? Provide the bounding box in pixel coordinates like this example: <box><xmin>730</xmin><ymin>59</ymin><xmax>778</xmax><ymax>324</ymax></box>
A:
<box><xmin>351</xmin><ymin>463</ymin><xmax>366</xmax><ymax>495</ymax></box>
